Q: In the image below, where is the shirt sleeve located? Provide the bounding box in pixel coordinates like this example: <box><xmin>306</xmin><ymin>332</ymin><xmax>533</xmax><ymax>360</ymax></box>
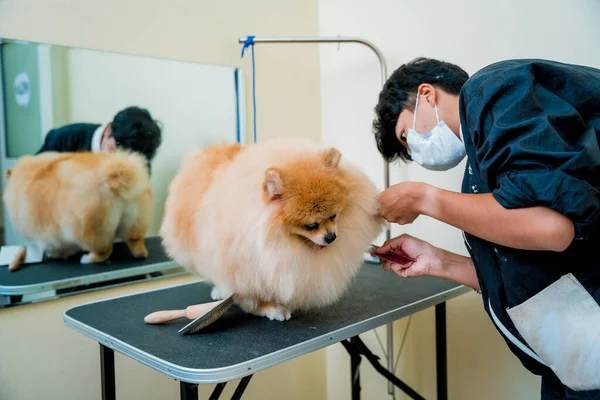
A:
<box><xmin>464</xmin><ymin>69</ymin><xmax>600</xmax><ymax>238</ymax></box>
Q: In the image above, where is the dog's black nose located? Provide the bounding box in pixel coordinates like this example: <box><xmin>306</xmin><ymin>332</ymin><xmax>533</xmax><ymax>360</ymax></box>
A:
<box><xmin>324</xmin><ymin>233</ymin><xmax>337</xmax><ymax>244</ymax></box>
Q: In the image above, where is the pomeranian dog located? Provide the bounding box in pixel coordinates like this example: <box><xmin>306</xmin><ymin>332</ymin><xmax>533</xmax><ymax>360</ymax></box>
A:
<box><xmin>160</xmin><ymin>138</ymin><xmax>385</xmax><ymax>321</ymax></box>
<box><xmin>3</xmin><ymin>150</ymin><xmax>152</xmax><ymax>264</ymax></box>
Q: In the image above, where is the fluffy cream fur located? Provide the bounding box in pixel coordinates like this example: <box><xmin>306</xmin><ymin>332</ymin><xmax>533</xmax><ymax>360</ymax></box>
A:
<box><xmin>3</xmin><ymin>150</ymin><xmax>152</xmax><ymax>264</ymax></box>
<box><xmin>160</xmin><ymin>138</ymin><xmax>385</xmax><ymax>320</ymax></box>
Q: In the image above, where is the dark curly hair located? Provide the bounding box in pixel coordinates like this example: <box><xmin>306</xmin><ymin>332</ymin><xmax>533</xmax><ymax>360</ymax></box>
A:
<box><xmin>373</xmin><ymin>57</ymin><xmax>469</xmax><ymax>162</ymax></box>
<box><xmin>110</xmin><ymin>106</ymin><xmax>162</xmax><ymax>163</ymax></box>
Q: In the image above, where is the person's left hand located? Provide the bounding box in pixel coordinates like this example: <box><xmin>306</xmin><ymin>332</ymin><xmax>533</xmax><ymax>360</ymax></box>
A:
<box><xmin>378</xmin><ymin>181</ymin><xmax>433</xmax><ymax>225</ymax></box>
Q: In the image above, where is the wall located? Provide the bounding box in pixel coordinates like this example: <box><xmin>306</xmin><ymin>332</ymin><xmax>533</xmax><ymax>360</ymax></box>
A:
<box><xmin>0</xmin><ymin>1</ymin><xmax>325</xmax><ymax>399</ymax></box>
<box><xmin>0</xmin><ymin>0</ymin><xmax>323</xmax><ymax>145</ymax></box>
<box><xmin>49</xmin><ymin>46</ymin><xmax>71</xmax><ymax>128</ymax></box>
<box><xmin>319</xmin><ymin>0</ymin><xmax>600</xmax><ymax>399</ymax></box>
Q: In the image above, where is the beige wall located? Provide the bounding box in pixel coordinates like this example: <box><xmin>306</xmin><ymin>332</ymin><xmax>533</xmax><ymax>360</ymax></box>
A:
<box><xmin>319</xmin><ymin>0</ymin><xmax>600</xmax><ymax>399</ymax></box>
<box><xmin>0</xmin><ymin>0</ymin><xmax>322</xmax><ymax>144</ymax></box>
<box><xmin>0</xmin><ymin>1</ymin><xmax>324</xmax><ymax>399</ymax></box>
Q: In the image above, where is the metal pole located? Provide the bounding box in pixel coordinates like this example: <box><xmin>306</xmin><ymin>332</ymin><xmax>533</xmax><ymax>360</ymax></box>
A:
<box><xmin>179</xmin><ymin>382</ymin><xmax>199</xmax><ymax>400</ymax></box>
<box><xmin>238</xmin><ymin>35</ymin><xmax>394</xmax><ymax>394</ymax></box>
<box><xmin>436</xmin><ymin>303</ymin><xmax>448</xmax><ymax>400</ymax></box>
<box><xmin>100</xmin><ymin>344</ymin><xmax>116</xmax><ymax>400</ymax></box>
<box><xmin>231</xmin><ymin>375</ymin><xmax>254</xmax><ymax>400</ymax></box>
<box><xmin>237</xmin><ymin>36</ymin><xmax>390</xmax><ymax>194</ymax></box>
<box><xmin>239</xmin><ymin>37</ymin><xmax>386</xmax><ymax>84</ymax></box>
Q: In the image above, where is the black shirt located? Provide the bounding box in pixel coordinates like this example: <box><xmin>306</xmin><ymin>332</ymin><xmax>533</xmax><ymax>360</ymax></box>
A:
<box><xmin>36</xmin><ymin>123</ymin><xmax>100</xmax><ymax>154</ymax></box>
<box><xmin>459</xmin><ymin>59</ymin><xmax>600</xmax><ymax>376</ymax></box>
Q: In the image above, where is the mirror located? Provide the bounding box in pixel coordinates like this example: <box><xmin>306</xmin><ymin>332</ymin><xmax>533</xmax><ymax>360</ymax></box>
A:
<box><xmin>0</xmin><ymin>39</ymin><xmax>245</xmax><ymax>306</ymax></box>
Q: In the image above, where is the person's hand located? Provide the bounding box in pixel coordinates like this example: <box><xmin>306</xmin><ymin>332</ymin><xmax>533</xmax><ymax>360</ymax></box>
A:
<box><xmin>377</xmin><ymin>182</ymin><xmax>434</xmax><ymax>225</ymax></box>
<box><xmin>376</xmin><ymin>234</ymin><xmax>444</xmax><ymax>279</ymax></box>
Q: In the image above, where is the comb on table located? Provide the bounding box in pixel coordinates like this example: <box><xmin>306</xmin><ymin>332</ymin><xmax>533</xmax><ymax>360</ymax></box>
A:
<box><xmin>144</xmin><ymin>294</ymin><xmax>235</xmax><ymax>335</ymax></box>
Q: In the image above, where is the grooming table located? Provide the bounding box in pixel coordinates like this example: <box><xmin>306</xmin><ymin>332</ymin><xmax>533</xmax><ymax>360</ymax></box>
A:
<box><xmin>0</xmin><ymin>236</ymin><xmax>186</xmax><ymax>307</ymax></box>
<box><xmin>64</xmin><ymin>263</ymin><xmax>470</xmax><ymax>400</ymax></box>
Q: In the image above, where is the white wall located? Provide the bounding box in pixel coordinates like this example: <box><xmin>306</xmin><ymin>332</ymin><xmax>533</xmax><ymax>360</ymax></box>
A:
<box><xmin>319</xmin><ymin>0</ymin><xmax>600</xmax><ymax>399</ymax></box>
<box><xmin>65</xmin><ymin>48</ymin><xmax>239</xmax><ymax>234</ymax></box>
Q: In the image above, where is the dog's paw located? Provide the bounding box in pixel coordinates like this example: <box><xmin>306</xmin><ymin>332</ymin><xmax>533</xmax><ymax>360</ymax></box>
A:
<box><xmin>79</xmin><ymin>248</ymin><xmax>112</xmax><ymax>264</ymax></box>
<box><xmin>127</xmin><ymin>240</ymin><xmax>148</xmax><ymax>259</ymax></box>
<box><xmin>258</xmin><ymin>305</ymin><xmax>292</xmax><ymax>321</ymax></box>
<box><xmin>132</xmin><ymin>248</ymin><xmax>148</xmax><ymax>259</ymax></box>
<box><xmin>210</xmin><ymin>286</ymin><xmax>229</xmax><ymax>301</ymax></box>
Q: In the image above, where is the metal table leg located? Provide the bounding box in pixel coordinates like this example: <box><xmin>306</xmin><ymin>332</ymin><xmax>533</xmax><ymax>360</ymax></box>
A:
<box><xmin>435</xmin><ymin>302</ymin><xmax>447</xmax><ymax>400</ymax></box>
<box><xmin>0</xmin><ymin>294</ymin><xmax>24</xmax><ymax>307</ymax></box>
<box><xmin>180</xmin><ymin>382</ymin><xmax>198</xmax><ymax>400</ymax></box>
<box><xmin>347</xmin><ymin>336</ymin><xmax>425</xmax><ymax>400</ymax></box>
<box><xmin>231</xmin><ymin>375</ymin><xmax>253</xmax><ymax>400</ymax></box>
<box><xmin>341</xmin><ymin>339</ymin><xmax>362</xmax><ymax>400</ymax></box>
<box><xmin>209</xmin><ymin>382</ymin><xmax>227</xmax><ymax>400</ymax></box>
<box><xmin>100</xmin><ymin>344</ymin><xmax>116</xmax><ymax>400</ymax></box>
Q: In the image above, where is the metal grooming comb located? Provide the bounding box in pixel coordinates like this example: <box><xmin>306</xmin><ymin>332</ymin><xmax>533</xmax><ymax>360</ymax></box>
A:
<box><xmin>178</xmin><ymin>294</ymin><xmax>235</xmax><ymax>335</ymax></box>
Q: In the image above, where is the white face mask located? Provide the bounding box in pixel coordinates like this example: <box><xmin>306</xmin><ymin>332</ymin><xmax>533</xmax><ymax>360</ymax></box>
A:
<box><xmin>405</xmin><ymin>95</ymin><xmax>466</xmax><ymax>171</ymax></box>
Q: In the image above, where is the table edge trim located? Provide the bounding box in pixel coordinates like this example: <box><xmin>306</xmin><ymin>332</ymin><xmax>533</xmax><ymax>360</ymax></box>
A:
<box><xmin>0</xmin><ymin>261</ymin><xmax>185</xmax><ymax>295</ymax></box>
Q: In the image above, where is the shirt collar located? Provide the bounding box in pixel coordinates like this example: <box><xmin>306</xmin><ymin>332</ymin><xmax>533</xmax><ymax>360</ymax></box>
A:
<box><xmin>91</xmin><ymin>123</ymin><xmax>107</xmax><ymax>153</ymax></box>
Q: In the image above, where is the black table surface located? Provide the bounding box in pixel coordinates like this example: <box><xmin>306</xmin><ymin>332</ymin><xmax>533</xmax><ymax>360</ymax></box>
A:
<box><xmin>64</xmin><ymin>263</ymin><xmax>469</xmax><ymax>383</ymax></box>
<box><xmin>0</xmin><ymin>237</ymin><xmax>180</xmax><ymax>294</ymax></box>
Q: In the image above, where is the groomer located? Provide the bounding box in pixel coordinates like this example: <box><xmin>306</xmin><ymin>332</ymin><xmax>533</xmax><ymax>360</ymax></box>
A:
<box><xmin>37</xmin><ymin>106</ymin><xmax>162</xmax><ymax>171</ymax></box>
<box><xmin>373</xmin><ymin>57</ymin><xmax>600</xmax><ymax>399</ymax></box>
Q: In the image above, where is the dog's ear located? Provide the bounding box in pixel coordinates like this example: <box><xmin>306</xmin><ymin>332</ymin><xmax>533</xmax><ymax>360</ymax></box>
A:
<box><xmin>264</xmin><ymin>168</ymin><xmax>283</xmax><ymax>202</ymax></box>
<box><xmin>5</xmin><ymin>169</ymin><xmax>12</xmax><ymax>180</ymax></box>
<box><xmin>322</xmin><ymin>148</ymin><xmax>341</xmax><ymax>168</ymax></box>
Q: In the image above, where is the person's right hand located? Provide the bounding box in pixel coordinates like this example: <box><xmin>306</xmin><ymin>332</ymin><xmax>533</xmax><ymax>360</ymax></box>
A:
<box><xmin>376</xmin><ymin>234</ymin><xmax>444</xmax><ymax>279</ymax></box>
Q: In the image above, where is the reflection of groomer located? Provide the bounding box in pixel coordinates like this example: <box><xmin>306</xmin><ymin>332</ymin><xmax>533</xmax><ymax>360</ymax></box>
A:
<box><xmin>36</xmin><ymin>106</ymin><xmax>162</xmax><ymax>171</ymax></box>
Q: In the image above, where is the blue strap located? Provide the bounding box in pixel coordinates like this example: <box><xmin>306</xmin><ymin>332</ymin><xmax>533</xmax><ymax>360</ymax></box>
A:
<box><xmin>241</xmin><ymin>36</ymin><xmax>257</xmax><ymax>144</ymax></box>
<box><xmin>234</xmin><ymin>69</ymin><xmax>241</xmax><ymax>143</ymax></box>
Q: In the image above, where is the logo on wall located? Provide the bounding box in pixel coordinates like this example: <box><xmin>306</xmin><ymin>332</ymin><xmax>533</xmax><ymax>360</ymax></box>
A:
<box><xmin>13</xmin><ymin>72</ymin><xmax>31</xmax><ymax>108</ymax></box>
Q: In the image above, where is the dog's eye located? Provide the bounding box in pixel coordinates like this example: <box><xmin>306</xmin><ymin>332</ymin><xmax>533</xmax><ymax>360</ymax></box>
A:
<box><xmin>329</xmin><ymin>214</ymin><xmax>337</xmax><ymax>221</ymax></box>
<box><xmin>304</xmin><ymin>223</ymin><xmax>319</xmax><ymax>231</ymax></box>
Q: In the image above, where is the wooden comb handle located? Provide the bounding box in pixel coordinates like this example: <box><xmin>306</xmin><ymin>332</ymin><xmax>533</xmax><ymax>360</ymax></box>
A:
<box><xmin>9</xmin><ymin>246</ymin><xmax>26</xmax><ymax>272</ymax></box>
<box><xmin>144</xmin><ymin>309</ymin><xmax>187</xmax><ymax>324</ymax></box>
<box><xmin>144</xmin><ymin>301</ymin><xmax>221</xmax><ymax>324</ymax></box>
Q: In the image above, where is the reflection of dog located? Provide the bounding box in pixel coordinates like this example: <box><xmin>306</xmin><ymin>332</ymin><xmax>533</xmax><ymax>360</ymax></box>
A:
<box><xmin>3</xmin><ymin>151</ymin><xmax>152</xmax><ymax>264</ymax></box>
<box><xmin>160</xmin><ymin>138</ymin><xmax>385</xmax><ymax>321</ymax></box>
